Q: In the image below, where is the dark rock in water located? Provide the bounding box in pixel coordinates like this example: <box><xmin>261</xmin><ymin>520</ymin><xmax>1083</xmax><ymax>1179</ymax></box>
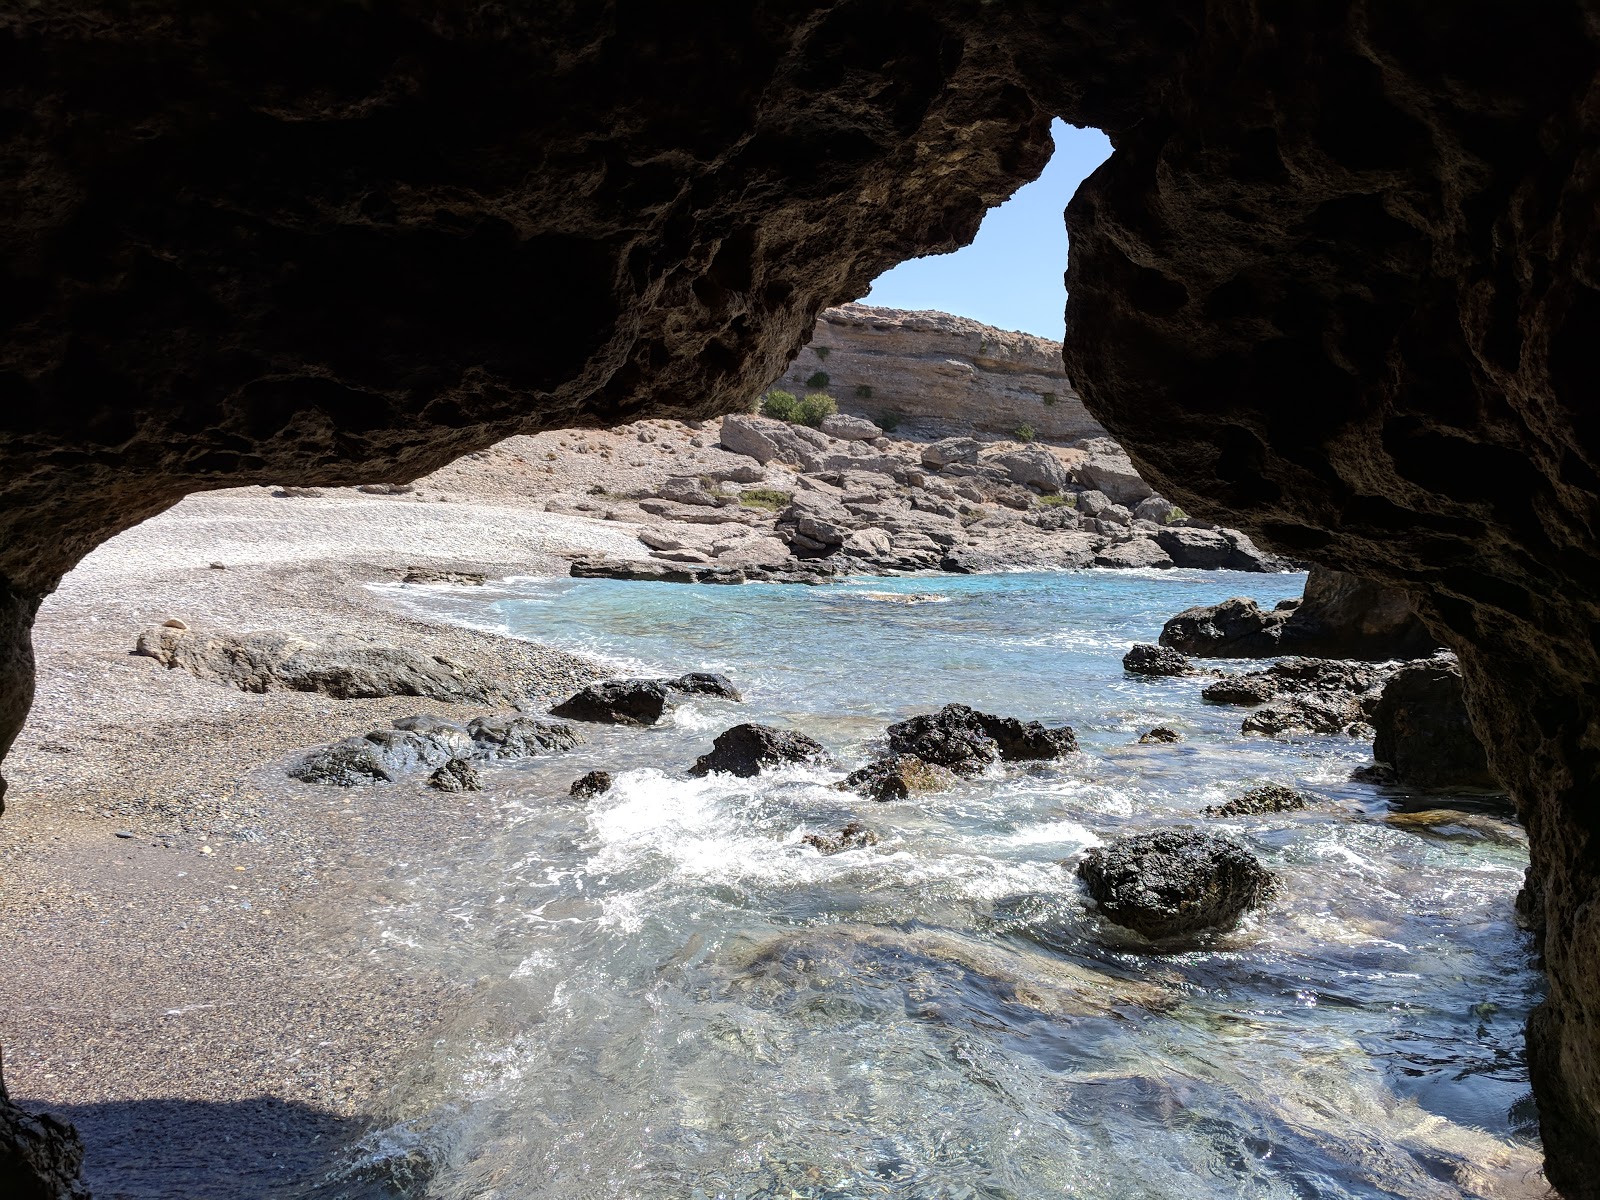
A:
<box><xmin>1371</xmin><ymin>658</ymin><xmax>1501</xmax><ymax>792</ymax></box>
<box><xmin>1122</xmin><ymin>643</ymin><xmax>1194</xmax><ymax>677</ymax></box>
<box><xmin>978</xmin><ymin>712</ymin><xmax>1079</xmax><ymax>759</ymax></box>
<box><xmin>1160</xmin><ymin>567</ymin><xmax>1439</xmax><ymax>661</ymax></box>
<box><xmin>570</xmin><ymin>769</ymin><xmax>613</xmax><ymax>798</ymax></box>
<box><xmin>570</xmin><ymin>558</ymin><xmax>748</xmax><ymax>585</ymax></box>
<box><xmin>1077</xmin><ymin>830</ymin><xmax>1274</xmax><ymax>940</ymax></box>
<box><xmin>689</xmin><ymin>723</ymin><xmax>828</xmax><ymax>778</ymax></box>
<box><xmin>802</xmin><ymin>821</ymin><xmax>879</xmax><ymax>855</ymax></box>
<box><xmin>1139</xmin><ymin>727</ymin><xmax>1181</xmax><ymax>744</ymax></box>
<box><xmin>885</xmin><ymin>704</ymin><xmax>1076</xmax><ymax>775</ymax></box>
<box><xmin>665</xmin><ymin>672</ymin><xmax>742</xmax><ymax>701</ymax></box>
<box><xmin>0</xmin><ymin>1096</ymin><xmax>88</xmax><ymax>1200</ymax></box>
<box><xmin>468</xmin><ymin>715</ymin><xmax>582</xmax><ymax>759</ymax></box>
<box><xmin>838</xmin><ymin>754</ymin><xmax>956</xmax><ymax>802</ymax></box>
<box><xmin>1205</xmin><ymin>784</ymin><xmax>1311</xmax><ymax>817</ymax></box>
<box><xmin>428</xmin><ymin>759</ymin><xmax>483</xmax><ymax>792</ymax></box>
<box><xmin>1202</xmin><ymin>658</ymin><xmax>1392</xmax><ymax>738</ymax></box>
<box><xmin>886</xmin><ymin>708</ymin><xmax>999</xmax><ymax>775</ymax></box>
<box><xmin>1201</xmin><ymin>676</ymin><xmax>1277</xmax><ymax>706</ymax></box>
<box><xmin>550</xmin><ymin>679</ymin><xmax>672</xmax><ymax>725</ymax></box>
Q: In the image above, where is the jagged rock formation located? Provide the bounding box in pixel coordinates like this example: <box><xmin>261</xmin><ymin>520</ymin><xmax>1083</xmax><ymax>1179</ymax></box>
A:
<box><xmin>1160</xmin><ymin>567</ymin><xmax>1440</xmax><ymax>661</ymax></box>
<box><xmin>3</xmin><ymin>5</ymin><xmax>1600</xmax><ymax>1194</ymax></box>
<box><xmin>794</xmin><ymin>304</ymin><xmax>1104</xmax><ymax>441</ymax></box>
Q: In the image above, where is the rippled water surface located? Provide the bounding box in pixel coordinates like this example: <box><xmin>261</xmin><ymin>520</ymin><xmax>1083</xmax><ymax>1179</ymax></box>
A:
<box><xmin>358</xmin><ymin>570</ymin><xmax>1540</xmax><ymax>1199</ymax></box>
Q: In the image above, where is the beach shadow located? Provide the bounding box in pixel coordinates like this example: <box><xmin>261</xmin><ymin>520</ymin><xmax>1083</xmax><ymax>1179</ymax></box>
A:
<box><xmin>17</xmin><ymin>1094</ymin><xmax>418</xmax><ymax>1200</ymax></box>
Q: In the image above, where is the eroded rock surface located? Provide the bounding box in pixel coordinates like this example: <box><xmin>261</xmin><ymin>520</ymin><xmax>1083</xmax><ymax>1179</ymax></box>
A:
<box><xmin>1371</xmin><ymin>658</ymin><xmax>1501</xmax><ymax>793</ymax></box>
<box><xmin>838</xmin><ymin>754</ymin><xmax>956</xmax><ymax>803</ymax></box>
<box><xmin>4</xmin><ymin>3</ymin><xmax>1600</xmax><ymax>1192</ymax></box>
<box><xmin>134</xmin><ymin>626</ymin><xmax>501</xmax><ymax>703</ymax></box>
<box><xmin>1160</xmin><ymin>569</ymin><xmax>1439</xmax><ymax>661</ymax></box>
<box><xmin>1076</xmin><ymin>830</ymin><xmax>1274</xmax><ymax>940</ymax></box>
<box><xmin>688</xmin><ymin>724</ymin><xmax>828</xmax><ymax>779</ymax></box>
<box><xmin>289</xmin><ymin>714</ymin><xmax>580</xmax><ymax>786</ymax></box>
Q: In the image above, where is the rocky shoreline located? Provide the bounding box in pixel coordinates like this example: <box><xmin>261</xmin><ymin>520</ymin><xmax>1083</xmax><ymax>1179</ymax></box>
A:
<box><xmin>405</xmin><ymin>413</ymin><xmax>1290</xmax><ymax>586</ymax></box>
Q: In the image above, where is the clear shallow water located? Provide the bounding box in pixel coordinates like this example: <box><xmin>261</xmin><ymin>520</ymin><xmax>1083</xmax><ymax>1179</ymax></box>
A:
<box><xmin>349</xmin><ymin>570</ymin><xmax>1541</xmax><ymax>1200</ymax></box>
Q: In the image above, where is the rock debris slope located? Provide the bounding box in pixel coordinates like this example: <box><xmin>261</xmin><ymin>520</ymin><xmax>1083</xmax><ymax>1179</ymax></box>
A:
<box><xmin>3</xmin><ymin>5</ymin><xmax>1600</xmax><ymax>1196</ymax></box>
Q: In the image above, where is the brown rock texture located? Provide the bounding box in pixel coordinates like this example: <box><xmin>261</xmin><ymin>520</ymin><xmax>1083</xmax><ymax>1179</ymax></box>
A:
<box><xmin>792</xmin><ymin>304</ymin><xmax>1104</xmax><ymax>441</ymax></box>
<box><xmin>3</xmin><ymin>3</ymin><xmax>1600</xmax><ymax>1194</ymax></box>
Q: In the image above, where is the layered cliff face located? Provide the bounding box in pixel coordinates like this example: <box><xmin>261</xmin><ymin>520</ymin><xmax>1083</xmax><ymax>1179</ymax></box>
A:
<box><xmin>4</xmin><ymin>4</ymin><xmax>1600</xmax><ymax>1196</ymax></box>
<box><xmin>788</xmin><ymin>304</ymin><xmax>1105</xmax><ymax>442</ymax></box>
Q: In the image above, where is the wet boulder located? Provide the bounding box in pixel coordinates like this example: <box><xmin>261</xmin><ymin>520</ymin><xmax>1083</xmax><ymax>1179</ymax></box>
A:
<box><xmin>1077</xmin><ymin>830</ymin><xmax>1275</xmax><ymax>940</ymax></box>
<box><xmin>689</xmin><ymin>723</ymin><xmax>829</xmax><ymax>777</ymax></box>
<box><xmin>287</xmin><ymin>737</ymin><xmax>401</xmax><ymax>786</ymax></box>
<box><xmin>1139</xmin><ymin>727</ymin><xmax>1181</xmax><ymax>744</ymax></box>
<box><xmin>1371</xmin><ymin>658</ymin><xmax>1501</xmax><ymax>792</ymax></box>
<box><xmin>1122</xmin><ymin>643</ymin><xmax>1194</xmax><ymax>677</ymax></box>
<box><xmin>1200</xmin><ymin>676</ymin><xmax>1277</xmax><ymax>706</ymax></box>
<box><xmin>569</xmin><ymin>769</ymin><xmax>613</xmax><ymax>797</ymax></box>
<box><xmin>469</xmin><ymin>715</ymin><xmax>583</xmax><ymax>759</ymax></box>
<box><xmin>801</xmin><ymin>821</ymin><xmax>880</xmax><ymax>855</ymax></box>
<box><xmin>838</xmin><ymin>754</ymin><xmax>956</xmax><ymax>802</ymax></box>
<box><xmin>976</xmin><ymin>711</ymin><xmax>1078</xmax><ymax>759</ymax></box>
<box><xmin>1205</xmin><ymin>783</ymin><xmax>1312</xmax><ymax>817</ymax></box>
<box><xmin>665</xmin><ymin>672</ymin><xmax>742</xmax><ymax>701</ymax></box>
<box><xmin>885</xmin><ymin>708</ymin><xmax>999</xmax><ymax>775</ymax></box>
<box><xmin>885</xmin><ymin>704</ymin><xmax>1075</xmax><ymax>774</ymax></box>
<box><xmin>428</xmin><ymin>759</ymin><xmax>483</xmax><ymax>792</ymax></box>
<box><xmin>550</xmin><ymin>679</ymin><xmax>672</xmax><ymax>725</ymax></box>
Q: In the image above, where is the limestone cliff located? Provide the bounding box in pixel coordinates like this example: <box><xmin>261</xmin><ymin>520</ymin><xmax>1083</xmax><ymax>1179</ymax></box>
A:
<box><xmin>782</xmin><ymin>305</ymin><xmax>1104</xmax><ymax>443</ymax></box>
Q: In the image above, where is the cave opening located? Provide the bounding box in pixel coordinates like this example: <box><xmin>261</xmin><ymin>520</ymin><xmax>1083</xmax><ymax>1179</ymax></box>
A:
<box><xmin>3</xmin><ymin>6</ymin><xmax>1600</xmax><ymax>1198</ymax></box>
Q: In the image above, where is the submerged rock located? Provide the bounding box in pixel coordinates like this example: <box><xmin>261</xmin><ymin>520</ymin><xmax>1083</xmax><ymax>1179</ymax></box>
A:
<box><xmin>428</xmin><ymin>759</ymin><xmax>483</xmax><ymax>792</ymax></box>
<box><xmin>1139</xmin><ymin>727</ymin><xmax>1182</xmax><ymax>744</ymax></box>
<box><xmin>467</xmin><ymin>715</ymin><xmax>582</xmax><ymax>759</ymax></box>
<box><xmin>885</xmin><ymin>703</ymin><xmax>1076</xmax><ymax>775</ymax></box>
<box><xmin>1122</xmin><ymin>643</ymin><xmax>1194</xmax><ymax>677</ymax></box>
<box><xmin>569</xmin><ymin>769</ymin><xmax>613</xmax><ymax>797</ymax></box>
<box><xmin>1076</xmin><ymin>830</ymin><xmax>1274</xmax><ymax>940</ymax></box>
<box><xmin>801</xmin><ymin>821</ymin><xmax>880</xmax><ymax>855</ymax></box>
<box><xmin>1205</xmin><ymin>784</ymin><xmax>1311</xmax><ymax>817</ymax></box>
<box><xmin>550</xmin><ymin>679</ymin><xmax>672</xmax><ymax>725</ymax></box>
<box><xmin>838</xmin><ymin>754</ymin><xmax>956</xmax><ymax>801</ymax></box>
<box><xmin>1371</xmin><ymin>658</ymin><xmax>1501</xmax><ymax>792</ymax></box>
<box><xmin>289</xmin><ymin>714</ymin><xmax>581</xmax><ymax>785</ymax></box>
<box><xmin>665</xmin><ymin>672</ymin><xmax>743</xmax><ymax>701</ymax></box>
<box><xmin>689</xmin><ymin>723</ymin><xmax>828</xmax><ymax>777</ymax></box>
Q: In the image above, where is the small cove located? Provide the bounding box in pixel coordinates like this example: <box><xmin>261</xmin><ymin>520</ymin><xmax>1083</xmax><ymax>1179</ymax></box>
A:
<box><xmin>346</xmin><ymin>568</ymin><xmax>1541</xmax><ymax>1199</ymax></box>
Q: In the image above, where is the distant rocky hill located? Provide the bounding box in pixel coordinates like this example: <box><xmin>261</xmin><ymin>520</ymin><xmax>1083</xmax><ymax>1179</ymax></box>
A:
<box><xmin>774</xmin><ymin>304</ymin><xmax>1104</xmax><ymax>443</ymax></box>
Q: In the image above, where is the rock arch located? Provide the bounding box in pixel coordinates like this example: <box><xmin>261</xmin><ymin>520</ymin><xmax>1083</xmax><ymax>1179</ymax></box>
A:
<box><xmin>2</xmin><ymin>4</ymin><xmax>1597</xmax><ymax>1195</ymax></box>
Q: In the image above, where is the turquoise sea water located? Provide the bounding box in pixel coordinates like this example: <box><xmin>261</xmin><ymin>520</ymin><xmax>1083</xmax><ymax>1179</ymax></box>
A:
<box><xmin>354</xmin><ymin>569</ymin><xmax>1541</xmax><ymax>1200</ymax></box>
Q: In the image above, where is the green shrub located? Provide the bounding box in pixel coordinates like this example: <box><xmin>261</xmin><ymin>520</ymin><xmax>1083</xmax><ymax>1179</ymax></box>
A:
<box><xmin>1014</xmin><ymin>424</ymin><xmax>1037</xmax><ymax>443</ymax></box>
<box><xmin>814</xmin><ymin>346</ymin><xmax>830</xmax><ymax>361</ymax></box>
<box><xmin>876</xmin><ymin>411</ymin><xmax>901</xmax><ymax>433</ymax></box>
<box><xmin>794</xmin><ymin>392</ymin><xmax>838</xmax><ymax>428</ymax></box>
<box><xmin>760</xmin><ymin>389</ymin><xmax>798</xmax><ymax>421</ymax></box>
<box><xmin>1041</xmin><ymin>391</ymin><xmax>1057</xmax><ymax>406</ymax></box>
<box><xmin>805</xmin><ymin>370</ymin><xmax>830</xmax><ymax>390</ymax></box>
<box><xmin>1037</xmin><ymin>493</ymin><xmax>1070</xmax><ymax>507</ymax></box>
<box><xmin>739</xmin><ymin>487</ymin><xmax>792</xmax><ymax>512</ymax></box>
<box><xmin>855</xmin><ymin>384</ymin><xmax>873</xmax><ymax>400</ymax></box>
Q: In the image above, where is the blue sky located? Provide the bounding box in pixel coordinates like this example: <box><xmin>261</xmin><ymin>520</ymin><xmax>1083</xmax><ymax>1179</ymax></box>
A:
<box><xmin>855</xmin><ymin>120</ymin><xmax>1113</xmax><ymax>341</ymax></box>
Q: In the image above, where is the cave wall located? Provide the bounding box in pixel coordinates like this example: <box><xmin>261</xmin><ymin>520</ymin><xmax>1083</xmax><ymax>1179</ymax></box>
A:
<box><xmin>5</xmin><ymin>2</ymin><xmax>1600</xmax><ymax>1196</ymax></box>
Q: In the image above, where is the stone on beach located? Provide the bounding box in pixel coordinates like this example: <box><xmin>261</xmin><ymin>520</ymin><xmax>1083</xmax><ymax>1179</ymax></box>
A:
<box><xmin>569</xmin><ymin>769</ymin><xmax>614</xmax><ymax>797</ymax></box>
<box><xmin>1205</xmin><ymin>784</ymin><xmax>1312</xmax><ymax>817</ymax></box>
<box><xmin>550</xmin><ymin>679</ymin><xmax>673</xmax><ymax>725</ymax></box>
